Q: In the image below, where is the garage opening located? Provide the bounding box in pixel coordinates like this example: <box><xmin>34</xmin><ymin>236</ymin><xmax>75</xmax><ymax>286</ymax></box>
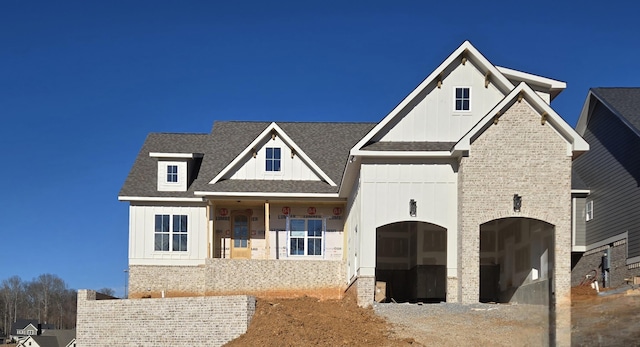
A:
<box><xmin>375</xmin><ymin>221</ymin><xmax>447</xmax><ymax>303</ymax></box>
<box><xmin>479</xmin><ymin>218</ymin><xmax>554</xmax><ymax>305</ymax></box>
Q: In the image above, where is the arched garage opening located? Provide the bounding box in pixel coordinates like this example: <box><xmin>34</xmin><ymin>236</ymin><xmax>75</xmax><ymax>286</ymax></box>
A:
<box><xmin>479</xmin><ymin>218</ymin><xmax>554</xmax><ymax>305</ymax></box>
<box><xmin>375</xmin><ymin>221</ymin><xmax>447</xmax><ymax>303</ymax></box>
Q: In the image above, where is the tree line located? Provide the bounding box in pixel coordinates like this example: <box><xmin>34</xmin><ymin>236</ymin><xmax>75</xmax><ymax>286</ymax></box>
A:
<box><xmin>0</xmin><ymin>274</ymin><xmax>114</xmax><ymax>336</ymax></box>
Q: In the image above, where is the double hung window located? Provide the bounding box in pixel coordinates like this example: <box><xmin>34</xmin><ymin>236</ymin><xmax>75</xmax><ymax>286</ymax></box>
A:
<box><xmin>289</xmin><ymin>218</ymin><xmax>323</xmax><ymax>256</ymax></box>
<box><xmin>585</xmin><ymin>201</ymin><xmax>594</xmax><ymax>221</ymax></box>
<box><xmin>154</xmin><ymin>214</ymin><xmax>188</xmax><ymax>251</ymax></box>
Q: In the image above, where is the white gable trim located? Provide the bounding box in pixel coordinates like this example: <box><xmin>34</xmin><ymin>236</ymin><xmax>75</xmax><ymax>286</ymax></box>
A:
<box><xmin>149</xmin><ymin>152</ymin><xmax>203</xmax><ymax>159</ymax></box>
<box><xmin>350</xmin><ymin>41</ymin><xmax>515</xmax><ymax>156</ymax></box>
<box><xmin>496</xmin><ymin>66</ymin><xmax>566</xmax><ymax>90</ymax></box>
<box><xmin>209</xmin><ymin>122</ymin><xmax>337</xmax><ymax>186</ymax></box>
<box><xmin>453</xmin><ymin>82</ymin><xmax>589</xmax><ymax>155</ymax></box>
<box><xmin>118</xmin><ymin>196</ymin><xmax>205</xmax><ymax>202</ymax></box>
<box><xmin>193</xmin><ymin>191</ymin><xmax>339</xmax><ymax>199</ymax></box>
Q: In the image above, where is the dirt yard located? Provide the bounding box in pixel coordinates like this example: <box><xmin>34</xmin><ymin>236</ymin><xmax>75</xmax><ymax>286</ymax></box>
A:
<box><xmin>226</xmin><ymin>285</ymin><xmax>640</xmax><ymax>347</ymax></box>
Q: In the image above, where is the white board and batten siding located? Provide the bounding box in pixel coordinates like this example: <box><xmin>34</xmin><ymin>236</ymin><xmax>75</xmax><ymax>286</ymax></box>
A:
<box><xmin>375</xmin><ymin>61</ymin><xmax>505</xmax><ymax>143</ymax></box>
<box><xmin>357</xmin><ymin>161</ymin><xmax>458</xmax><ymax>277</ymax></box>
<box><xmin>229</xmin><ymin>136</ymin><xmax>321</xmax><ymax>181</ymax></box>
<box><xmin>157</xmin><ymin>161</ymin><xmax>188</xmax><ymax>192</ymax></box>
<box><xmin>129</xmin><ymin>204</ymin><xmax>207</xmax><ymax>266</ymax></box>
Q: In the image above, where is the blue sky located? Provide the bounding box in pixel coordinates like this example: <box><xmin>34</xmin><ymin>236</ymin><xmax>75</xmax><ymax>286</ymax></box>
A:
<box><xmin>1</xmin><ymin>1</ymin><xmax>638</xmax><ymax>296</ymax></box>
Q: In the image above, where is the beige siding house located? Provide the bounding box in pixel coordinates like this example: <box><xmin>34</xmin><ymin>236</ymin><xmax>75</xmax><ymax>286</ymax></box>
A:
<box><xmin>119</xmin><ymin>41</ymin><xmax>588</xmax><ymax>345</ymax></box>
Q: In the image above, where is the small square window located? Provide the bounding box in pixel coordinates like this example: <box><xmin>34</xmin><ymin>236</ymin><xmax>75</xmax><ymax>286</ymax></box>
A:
<box><xmin>455</xmin><ymin>87</ymin><xmax>470</xmax><ymax>111</ymax></box>
<box><xmin>586</xmin><ymin>201</ymin><xmax>593</xmax><ymax>221</ymax></box>
<box><xmin>167</xmin><ymin>165</ymin><xmax>178</xmax><ymax>183</ymax></box>
<box><xmin>266</xmin><ymin>147</ymin><xmax>281</xmax><ymax>172</ymax></box>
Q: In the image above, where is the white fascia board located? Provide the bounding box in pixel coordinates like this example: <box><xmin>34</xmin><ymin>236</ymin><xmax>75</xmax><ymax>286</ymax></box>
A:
<box><xmin>349</xmin><ymin>150</ymin><xmax>453</xmax><ymax>158</ymax></box>
<box><xmin>208</xmin><ymin>122</ymin><xmax>337</xmax><ymax>186</ymax></box>
<box><xmin>571</xmin><ymin>189</ymin><xmax>591</xmax><ymax>194</ymax></box>
<box><xmin>117</xmin><ymin>196</ymin><xmax>205</xmax><ymax>202</ymax></box>
<box><xmin>194</xmin><ymin>191</ymin><xmax>339</xmax><ymax>199</ymax></box>
<box><xmin>496</xmin><ymin>66</ymin><xmax>566</xmax><ymax>90</ymax></box>
<box><xmin>350</xmin><ymin>41</ymin><xmax>515</xmax><ymax>153</ymax></box>
<box><xmin>149</xmin><ymin>152</ymin><xmax>203</xmax><ymax>159</ymax></box>
<box><xmin>454</xmin><ymin>82</ymin><xmax>589</xmax><ymax>153</ymax></box>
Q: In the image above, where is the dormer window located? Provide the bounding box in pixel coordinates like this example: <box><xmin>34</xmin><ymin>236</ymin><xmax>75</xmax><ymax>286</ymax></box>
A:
<box><xmin>167</xmin><ymin>165</ymin><xmax>178</xmax><ymax>183</ymax></box>
<box><xmin>266</xmin><ymin>147</ymin><xmax>281</xmax><ymax>172</ymax></box>
<box><xmin>454</xmin><ymin>87</ymin><xmax>471</xmax><ymax>111</ymax></box>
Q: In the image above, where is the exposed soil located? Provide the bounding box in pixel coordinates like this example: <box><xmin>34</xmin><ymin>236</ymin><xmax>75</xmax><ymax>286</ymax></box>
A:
<box><xmin>226</xmin><ymin>285</ymin><xmax>640</xmax><ymax>347</ymax></box>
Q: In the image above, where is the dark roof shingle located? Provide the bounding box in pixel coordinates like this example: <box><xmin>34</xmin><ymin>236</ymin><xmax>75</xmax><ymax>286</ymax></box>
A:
<box><xmin>592</xmin><ymin>88</ymin><xmax>640</xmax><ymax>133</ymax></box>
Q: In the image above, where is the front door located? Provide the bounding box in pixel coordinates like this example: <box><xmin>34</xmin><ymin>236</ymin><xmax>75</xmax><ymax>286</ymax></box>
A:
<box><xmin>231</xmin><ymin>213</ymin><xmax>251</xmax><ymax>259</ymax></box>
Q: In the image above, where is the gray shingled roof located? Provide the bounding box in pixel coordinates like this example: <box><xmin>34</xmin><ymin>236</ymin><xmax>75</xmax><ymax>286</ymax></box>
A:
<box><xmin>361</xmin><ymin>141</ymin><xmax>455</xmax><ymax>151</ymax></box>
<box><xmin>120</xmin><ymin>122</ymin><xmax>376</xmax><ymax>197</ymax></box>
<box><xmin>592</xmin><ymin>88</ymin><xmax>640</xmax><ymax>133</ymax></box>
<box><xmin>119</xmin><ymin>133</ymin><xmax>210</xmax><ymax>197</ymax></box>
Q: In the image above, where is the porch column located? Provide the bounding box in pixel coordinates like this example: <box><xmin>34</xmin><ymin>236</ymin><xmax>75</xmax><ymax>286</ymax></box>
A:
<box><xmin>264</xmin><ymin>201</ymin><xmax>270</xmax><ymax>259</ymax></box>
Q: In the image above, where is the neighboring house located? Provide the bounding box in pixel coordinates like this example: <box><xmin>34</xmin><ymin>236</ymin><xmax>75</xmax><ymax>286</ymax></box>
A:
<box><xmin>16</xmin><ymin>329</ymin><xmax>75</xmax><ymax>347</ymax></box>
<box><xmin>119</xmin><ymin>41</ymin><xmax>587</xmax><ymax>343</ymax></box>
<box><xmin>572</xmin><ymin>88</ymin><xmax>640</xmax><ymax>287</ymax></box>
<box><xmin>10</xmin><ymin>320</ymin><xmax>54</xmax><ymax>343</ymax></box>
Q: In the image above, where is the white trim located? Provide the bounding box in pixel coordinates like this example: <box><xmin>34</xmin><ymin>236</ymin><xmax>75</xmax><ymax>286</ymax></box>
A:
<box><xmin>194</xmin><ymin>191</ymin><xmax>339</xmax><ymax>198</ymax></box>
<box><xmin>585</xmin><ymin>200</ymin><xmax>593</xmax><ymax>221</ymax></box>
<box><xmin>571</xmin><ymin>189</ymin><xmax>591</xmax><ymax>194</ymax></box>
<box><xmin>350</xmin><ymin>40</ymin><xmax>515</xmax><ymax>155</ymax></box>
<box><xmin>209</xmin><ymin>122</ymin><xmax>337</xmax><ymax>186</ymax></box>
<box><xmin>452</xmin><ymin>82</ymin><xmax>589</xmax><ymax>154</ymax></box>
<box><xmin>118</xmin><ymin>196</ymin><xmax>205</xmax><ymax>202</ymax></box>
<box><xmin>572</xmin><ymin>245</ymin><xmax>586</xmax><ymax>252</ymax></box>
<box><xmin>585</xmin><ymin>231</ymin><xmax>627</xmax><ymax>252</ymax></box>
<box><xmin>453</xmin><ymin>86</ymin><xmax>472</xmax><ymax>112</ymax></box>
<box><xmin>149</xmin><ymin>152</ymin><xmax>203</xmax><ymax>159</ymax></box>
<box><xmin>496</xmin><ymin>66</ymin><xmax>566</xmax><ymax>90</ymax></box>
<box><xmin>350</xmin><ymin>150</ymin><xmax>453</xmax><ymax>158</ymax></box>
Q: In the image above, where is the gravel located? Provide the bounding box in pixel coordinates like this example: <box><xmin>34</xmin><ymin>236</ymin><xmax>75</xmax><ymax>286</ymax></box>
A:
<box><xmin>373</xmin><ymin>302</ymin><xmax>551</xmax><ymax>346</ymax></box>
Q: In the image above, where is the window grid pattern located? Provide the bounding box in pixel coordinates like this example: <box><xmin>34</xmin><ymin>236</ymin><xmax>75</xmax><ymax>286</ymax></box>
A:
<box><xmin>265</xmin><ymin>147</ymin><xmax>281</xmax><ymax>172</ymax></box>
<box><xmin>167</xmin><ymin>165</ymin><xmax>178</xmax><ymax>182</ymax></box>
<box><xmin>289</xmin><ymin>218</ymin><xmax>323</xmax><ymax>256</ymax></box>
<box><xmin>155</xmin><ymin>214</ymin><xmax>187</xmax><ymax>252</ymax></box>
<box><xmin>455</xmin><ymin>87</ymin><xmax>470</xmax><ymax>111</ymax></box>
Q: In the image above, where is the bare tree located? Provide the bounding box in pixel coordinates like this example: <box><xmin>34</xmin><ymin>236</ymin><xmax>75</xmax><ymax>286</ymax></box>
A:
<box><xmin>1</xmin><ymin>276</ymin><xmax>24</xmax><ymax>336</ymax></box>
<box><xmin>96</xmin><ymin>287</ymin><xmax>116</xmax><ymax>297</ymax></box>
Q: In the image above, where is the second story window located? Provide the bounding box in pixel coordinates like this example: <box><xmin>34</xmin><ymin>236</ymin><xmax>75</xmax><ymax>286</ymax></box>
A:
<box><xmin>266</xmin><ymin>147</ymin><xmax>281</xmax><ymax>172</ymax></box>
<box><xmin>455</xmin><ymin>87</ymin><xmax>470</xmax><ymax>111</ymax></box>
<box><xmin>586</xmin><ymin>200</ymin><xmax>594</xmax><ymax>221</ymax></box>
<box><xmin>167</xmin><ymin>165</ymin><xmax>178</xmax><ymax>182</ymax></box>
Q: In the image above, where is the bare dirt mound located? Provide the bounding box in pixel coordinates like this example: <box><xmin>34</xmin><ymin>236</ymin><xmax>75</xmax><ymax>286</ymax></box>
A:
<box><xmin>572</xmin><ymin>285</ymin><xmax>640</xmax><ymax>346</ymax></box>
<box><xmin>224</xmin><ymin>295</ymin><xmax>414</xmax><ymax>347</ymax></box>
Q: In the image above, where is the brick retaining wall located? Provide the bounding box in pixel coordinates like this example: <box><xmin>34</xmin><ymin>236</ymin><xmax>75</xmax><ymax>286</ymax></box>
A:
<box><xmin>129</xmin><ymin>259</ymin><xmax>346</xmax><ymax>299</ymax></box>
<box><xmin>76</xmin><ymin>290</ymin><xmax>255</xmax><ymax>347</ymax></box>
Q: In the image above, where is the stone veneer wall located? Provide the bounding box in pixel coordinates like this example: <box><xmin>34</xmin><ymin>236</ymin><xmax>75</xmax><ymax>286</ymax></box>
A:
<box><xmin>129</xmin><ymin>259</ymin><xmax>346</xmax><ymax>299</ymax></box>
<box><xmin>76</xmin><ymin>289</ymin><xmax>255</xmax><ymax>347</ymax></box>
<box><xmin>457</xmin><ymin>100</ymin><xmax>572</xmax><ymax>345</ymax></box>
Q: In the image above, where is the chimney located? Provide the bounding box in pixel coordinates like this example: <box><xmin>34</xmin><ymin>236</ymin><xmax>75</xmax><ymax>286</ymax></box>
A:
<box><xmin>37</xmin><ymin>324</ymin><xmax>42</xmax><ymax>336</ymax></box>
